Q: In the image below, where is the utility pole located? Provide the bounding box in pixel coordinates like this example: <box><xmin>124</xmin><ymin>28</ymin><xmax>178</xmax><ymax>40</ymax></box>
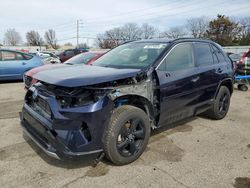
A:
<box><xmin>76</xmin><ymin>19</ymin><xmax>83</xmax><ymax>48</ymax></box>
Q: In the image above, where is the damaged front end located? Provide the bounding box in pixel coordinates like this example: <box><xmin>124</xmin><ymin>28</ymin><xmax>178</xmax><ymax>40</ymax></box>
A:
<box><xmin>20</xmin><ymin>70</ymin><xmax>159</xmax><ymax>160</ymax></box>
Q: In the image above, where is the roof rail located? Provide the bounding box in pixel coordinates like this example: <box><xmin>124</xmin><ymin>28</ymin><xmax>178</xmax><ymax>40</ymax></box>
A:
<box><xmin>170</xmin><ymin>37</ymin><xmax>212</xmax><ymax>43</ymax></box>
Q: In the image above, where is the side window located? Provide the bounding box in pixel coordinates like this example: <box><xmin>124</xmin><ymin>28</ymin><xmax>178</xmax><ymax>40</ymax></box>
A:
<box><xmin>158</xmin><ymin>43</ymin><xmax>194</xmax><ymax>71</ymax></box>
<box><xmin>195</xmin><ymin>43</ymin><xmax>213</xmax><ymax>66</ymax></box>
<box><xmin>211</xmin><ymin>45</ymin><xmax>225</xmax><ymax>63</ymax></box>
<box><xmin>1</xmin><ymin>51</ymin><xmax>16</xmax><ymax>61</ymax></box>
<box><xmin>15</xmin><ymin>53</ymin><xmax>25</xmax><ymax>60</ymax></box>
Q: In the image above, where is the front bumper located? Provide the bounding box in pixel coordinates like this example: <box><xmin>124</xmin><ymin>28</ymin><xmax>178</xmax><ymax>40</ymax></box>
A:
<box><xmin>20</xmin><ymin>88</ymin><xmax>114</xmax><ymax>160</ymax></box>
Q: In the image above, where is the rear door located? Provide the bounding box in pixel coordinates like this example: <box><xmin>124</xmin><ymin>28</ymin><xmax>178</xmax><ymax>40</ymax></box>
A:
<box><xmin>194</xmin><ymin>42</ymin><xmax>230</xmax><ymax>103</ymax></box>
<box><xmin>156</xmin><ymin>42</ymin><xmax>200</xmax><ymax>127</ymax></box>
<box><xmin>193</xmin><ymin>42</ymin><xmax>218</xmax><ymax>103</ymax></box>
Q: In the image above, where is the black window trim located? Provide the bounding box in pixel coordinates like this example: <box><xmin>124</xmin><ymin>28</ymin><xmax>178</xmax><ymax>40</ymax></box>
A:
<box><xmin>210</xmin><ymin>44</ymin><xmax>227</xmax><ymax>63</ymax></box>
<box><xmin>155</xmin><ymin>42</ymin><xmax>195</xmax><ymax>71</ymax></box>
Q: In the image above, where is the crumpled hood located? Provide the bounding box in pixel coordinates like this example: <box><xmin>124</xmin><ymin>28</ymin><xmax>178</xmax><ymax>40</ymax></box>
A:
<box><xmin>33</xmin><ymin>65</ymin><xmax>142</xmax><ymax>87</ymax></box>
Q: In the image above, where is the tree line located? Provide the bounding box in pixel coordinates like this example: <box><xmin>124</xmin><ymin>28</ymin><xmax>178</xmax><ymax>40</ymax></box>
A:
<box><xmin>2</xmin><ymin>15</ymin><xmax>250</xmax><ymax>49</ymax></box>
<box><xmin>97</xmin><ymin>15</ymin><xmax>250</xmax><ymax>48</ymax></box>
<box><xmin>2</xmin><ymin>29</ymin><xmax>58</xmax><ymax>49</ymax></box>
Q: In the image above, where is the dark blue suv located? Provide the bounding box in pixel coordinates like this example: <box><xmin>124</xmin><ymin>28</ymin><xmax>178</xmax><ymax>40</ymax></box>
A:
<box><xmin>20</xmin><ymin>38</ymin><xmax>234</xmax><ymax>165</ymax></box>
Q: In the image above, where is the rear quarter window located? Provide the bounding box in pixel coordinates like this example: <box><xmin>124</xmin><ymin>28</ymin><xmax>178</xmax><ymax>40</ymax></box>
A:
<box><xmin>211</xmin><ymin>45</ymin><xmax>226</xmax><ymax>63</ymax></box>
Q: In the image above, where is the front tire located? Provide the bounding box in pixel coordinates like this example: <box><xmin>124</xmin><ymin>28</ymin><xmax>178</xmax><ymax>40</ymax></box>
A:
<box><xmin>207</xmin><ymin>86</ymin><xmax>231</xmax><ymax>120</ymax></box>
<box><xmin>103</xmin><ymin>105</ymin><xmax>150</xmax><ymax>165</ymax></box>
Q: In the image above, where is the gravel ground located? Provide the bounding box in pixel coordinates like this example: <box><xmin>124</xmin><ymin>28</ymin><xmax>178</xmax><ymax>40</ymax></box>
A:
<box><xmin>0</xmin><ymin>82</ymin><xmax>249</xmax><ymax>188</ymax></box>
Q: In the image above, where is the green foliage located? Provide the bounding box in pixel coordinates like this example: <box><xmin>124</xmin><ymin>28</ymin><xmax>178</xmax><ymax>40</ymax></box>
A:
<box><xmin>206</xmin><ymin>15</ymin><xmax>242</xmax><ymax>46</ymax></box>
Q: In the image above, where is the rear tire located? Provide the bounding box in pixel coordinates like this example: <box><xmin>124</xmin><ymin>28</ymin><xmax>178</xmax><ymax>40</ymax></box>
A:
<box><xmin>103</xmin><ymin>105</ymin><xmax>150</xmax><ymax>165</ymax></box>
<box><xmin>206</xmin><ymin>86</ymin><xmax>231</xmax><ymax>120</ymax></box>
<box><xmin>238</xmin><ymin>84</ymin><xmax>248</xmax><ymax>91</ymax></box>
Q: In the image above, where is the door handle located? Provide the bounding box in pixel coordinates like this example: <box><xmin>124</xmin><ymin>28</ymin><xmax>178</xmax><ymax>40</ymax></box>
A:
<box><xmin>22</xmin><ymin>62</ymin><xmax>27</xmax><ymax>65</ymax></box>
<box><xmin>217</xmin><ymin>68</ymin><xmax>223</xmax><ymax>73</ymax></box>
<box><xmin>165</xmin><ymin>73</ymin><xmax>171</xmax><ymax>77</ymax></box>
<box><xmin>191</xmin><ymin>76</ymin><xmax>200</xmax><ymax>83</ymax></box>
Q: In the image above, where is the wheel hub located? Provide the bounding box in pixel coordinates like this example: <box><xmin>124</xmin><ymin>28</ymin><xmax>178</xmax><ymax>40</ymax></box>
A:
<box><xmin>128</xmin><ymin>133</ymin><xmax>135</xmax><ymax>141</ymax></box>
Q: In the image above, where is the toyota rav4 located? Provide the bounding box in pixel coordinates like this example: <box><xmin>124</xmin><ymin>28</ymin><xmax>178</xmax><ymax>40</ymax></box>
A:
<box><xmin>20</xmin><ymin>38</ymin><xmax>234</xmax><ymax>165</ymax></box>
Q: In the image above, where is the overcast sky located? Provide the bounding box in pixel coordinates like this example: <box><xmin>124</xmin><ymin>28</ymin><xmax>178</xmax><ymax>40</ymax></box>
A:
<box><xmin>0</xmin><ymin>0</ymin><xmax>249</xmax><ymax>46</ymax></box>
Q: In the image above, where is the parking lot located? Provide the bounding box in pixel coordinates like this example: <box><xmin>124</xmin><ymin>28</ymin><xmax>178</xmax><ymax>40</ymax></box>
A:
<box><xmin>0</xmin><ymin>82</ymin><xmax>249</xmax><ymax>188</ymax></box>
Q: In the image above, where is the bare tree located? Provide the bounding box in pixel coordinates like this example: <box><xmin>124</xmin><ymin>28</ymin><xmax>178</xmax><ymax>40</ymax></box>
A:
<box><xmin>79</xmin><ymin>43</ymin><xmax>89</xmax><ymax>49</ymax></box>
<box><xmin>63</xmin><ymin>42</ymin><xmax>73</xmax><ymax>46</ymax></box>
<box><xmin>122</xmin><ymin>23</ymin><xmax>141</xmax><ymax>41</ymax></box>
<box><xmin>96</xmin><ymin>31</ymin><xmax>123</xmax><ymax>49</ymax></box>
<box><xmin>187</xmin><ymin>17</ymin><xmax>209</xmax><ymax>38</ymax></box>
<box><xmin>96</xmin><ymin>26</ymin><xmax>130</xmax><ymax>49</ymax></box>
<box><xmin>26</xmin><ymin>30</ymin><xmax>43</xmax><ymax>46</ymax></box>
<box><xmin>161</xmin><ymin>26</ymin><xmax>187</xmax><ymax>39</ymax></box>
<box><xmin>239</xmin><ymin>17</ymin><xmax>250</xmax><ymax>36</ymax></box>
<box><xmin>140</xmin><ymin>23</ymin><xmax>158</xmax><ymax>39</ymax></box>
<box><xmin>96</xmin><ymin>23</ymin><xmax>158</xmax><ymax>48</ymax></box>
<box><xmin>44</xmin><ymin>29</ymin><xmax>58</xmax><ymax>49</ymax></box>
<box><xmin>238</xmin><ymin>17</ymin><xmax>250</xmax><ymax>45</ymax></box>
<box><xmin>4</xmin><ymin>29</ymin><xmax>22</xmax><ymax>46</ymax></box>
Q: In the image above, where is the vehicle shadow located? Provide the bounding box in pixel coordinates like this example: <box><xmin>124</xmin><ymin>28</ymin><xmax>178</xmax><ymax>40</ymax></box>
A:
<box><xmin>24</xmin><ymin>116</ymin><xmax>203</xmax><ymax>168</ymax></box>
<box><xmin>23</xmin><ymin>134</ymin><xmax>98</xmax><ymax>169</ymax></box>
<box><xmin>0</xmin><ymin>80</ymin><xmax>23</xmax><ymax>84</ymax></box>
<box><xmin>102</xmin><ymin>116</ymin><xmax>198</xmax><ymax>167</ymax></box>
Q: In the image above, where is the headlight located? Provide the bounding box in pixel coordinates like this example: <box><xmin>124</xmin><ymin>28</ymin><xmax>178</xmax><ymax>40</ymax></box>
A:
<box><xmin>56</xmin><ymin>90</ymin><xmax>107</xmax><ymax>108</ymax></box>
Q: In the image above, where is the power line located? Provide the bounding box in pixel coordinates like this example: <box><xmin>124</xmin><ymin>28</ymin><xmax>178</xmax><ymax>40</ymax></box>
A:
<box><xmin>82</xmin><ymin>0</ymin><xmax>244</xmax><ymax>28</ymax></box>
<box><xmin>84</xmin><ymin>0</ymin><xmax>187</xmax><ymax>22</ymax></box>
<box><xmin>83</xmin><ymin>0</ymin><xmax>219</xmax><ymax>26</ymax></box>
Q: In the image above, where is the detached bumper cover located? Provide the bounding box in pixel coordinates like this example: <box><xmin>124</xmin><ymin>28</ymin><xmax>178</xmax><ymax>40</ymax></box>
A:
<box><xmin>20</xmin><ymin>93</ymin><xmax>114</xmax><ymax>160</ymax></box>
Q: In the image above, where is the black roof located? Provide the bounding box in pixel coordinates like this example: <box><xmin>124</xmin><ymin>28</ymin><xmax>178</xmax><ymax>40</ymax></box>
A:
<box><xmin>134</xmin><ymin>38</ymin><xmax>213</xmax><ymax>44</ymax></box>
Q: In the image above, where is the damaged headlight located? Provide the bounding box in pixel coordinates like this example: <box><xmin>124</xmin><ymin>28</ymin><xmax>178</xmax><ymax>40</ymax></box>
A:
<box><xmin>56</xmin><ymin>90</ymin><xmax>107</xmax><ymax>108</ymax></box>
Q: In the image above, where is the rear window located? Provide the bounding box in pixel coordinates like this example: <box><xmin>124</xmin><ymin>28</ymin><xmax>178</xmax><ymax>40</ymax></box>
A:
<box><xmin>195</xmin><ymin>43</ymin><xmax>213</xmax><ymax>66</ymax></box>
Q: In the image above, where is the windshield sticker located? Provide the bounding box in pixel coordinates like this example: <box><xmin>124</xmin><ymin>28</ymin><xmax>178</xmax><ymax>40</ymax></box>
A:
<box><xmin>144</xmin><ymin>44</ymin><xmax>167</xmax><ymax>49</ymax></box>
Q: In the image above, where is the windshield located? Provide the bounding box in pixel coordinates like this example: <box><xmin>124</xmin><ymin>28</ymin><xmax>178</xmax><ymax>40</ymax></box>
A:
<box><xmin>64</xmin><ymin>53</ymin><xmax>97</xmax><ymax>65</ymax></box>
<box><xmin>92</xmin><ymin>42</ymin><xmax>168</xmax><ymax>69</ymax></box>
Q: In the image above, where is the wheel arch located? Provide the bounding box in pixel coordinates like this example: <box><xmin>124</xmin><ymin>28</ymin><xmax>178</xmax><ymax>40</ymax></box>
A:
<box><xmin>215</xmin><ymin>78</ymin><xmax>234</xmax><ymax>98</ymax></box>
<box><xmin>113</xmin><ymin>94</ymin><xmax>156</xmax><ymax>127</ymax></box>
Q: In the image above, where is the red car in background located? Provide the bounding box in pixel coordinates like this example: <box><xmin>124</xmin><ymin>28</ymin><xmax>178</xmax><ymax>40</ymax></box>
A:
<box><xmin>237</xmin><ymin>48</ymin><xmax>250</xmax><ymax>75</ymax></box>
<box><xmin>23</xmin><ymin>51</ymin><xmax>105</xmax><ymax>88</ymax></box>
<box><xmin>58</xmin><ymin>48</ymin><xmax>89</xmax><ymax>62</ymax></box>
